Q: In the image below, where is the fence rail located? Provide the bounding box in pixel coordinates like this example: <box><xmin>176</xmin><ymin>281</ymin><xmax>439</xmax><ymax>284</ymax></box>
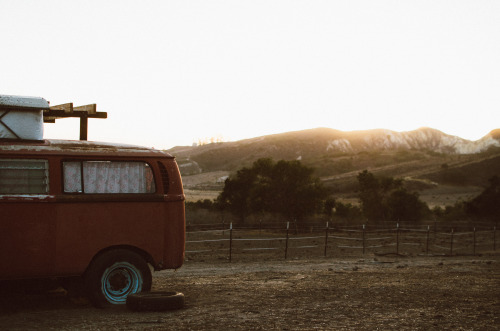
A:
<box><xmin>186</xmin><ymin>221</ymin><xmax>497</xmax><ymax>262</ymax></box>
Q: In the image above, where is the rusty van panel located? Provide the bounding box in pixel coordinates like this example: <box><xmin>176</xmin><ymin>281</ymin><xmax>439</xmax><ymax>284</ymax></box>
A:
<box><xmin>52</xmin><ymin>200</ymin><xmax>168</xmax><ymax>275</ymax></box>
<box><xmin>0</xmin><ymin>196</ymin><xmax>185</xmax><ymax>279</ymax></box>
<box><xmin>163</xmin><ymin>201</ymin><xmax>186</xmax><ymax>269</ymax></box>
<box><xmin>0</xmin><ymin>140</ymin><xmax>185</xmax><ymax>280</ymax></box>
<box><xmin>0</xmin><ymin>201</ymin><xmax>57</xmax><ymax>279</ymax></box>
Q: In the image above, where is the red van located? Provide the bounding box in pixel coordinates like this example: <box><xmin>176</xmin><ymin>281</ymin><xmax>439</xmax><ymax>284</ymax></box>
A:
<box><xmin>0</xmin><ymin>96</ymin><xmax>185</xmax><ymax>307</ymax></box>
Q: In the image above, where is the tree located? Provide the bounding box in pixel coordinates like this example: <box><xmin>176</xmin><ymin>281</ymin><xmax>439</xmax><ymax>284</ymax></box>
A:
<box><xmin>357</xmin><ymin>170</ymin><xmax>403</xmax><ymax>221</ymax></box>
<box><xmin>386</xmin><ymin>188</ymin><xmax>428</xmax><ymax>223</ymax></box>
<box><xmin>357</xmin><ymin>170</ymin><xmax>386</xmax><ymax>221</ymax></box>
<box><xmin>217</xmin><ymin>158</ymin><xmax>326</xmax><ymax>222</ymax></box>
<box><xmin>333</xmin><ymin>201</ymin><xmax>362</xmax><ymax>221</ymax></box>
<box><xmin>323</xmin><ymin>197</ymin><xmax>336</xmax><ymax>217</ymax></box>
<box><xmin>466</xmin><ymin>175</ymin><xmax>500</xmax><ymax>221</ymax></box>
<box><xmin>357</xmin><ymin>170</ymin><xmax>428</xmax><ymax>223</ymax></box>
<box><xmin>217</xmin><ymin>166</ymin><xmax>257</xmax><ymax>221</ymax></box>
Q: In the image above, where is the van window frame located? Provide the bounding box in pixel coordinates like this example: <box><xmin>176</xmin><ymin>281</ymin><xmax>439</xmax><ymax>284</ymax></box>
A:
<box><xmin>61</xmin><ymin>159</ymin><xmax>157</xmax><ymax>195</ymax></box>
<box><xmin>0</xmin><ymin>158</ymin><xmax>50</xmax><ymax>195</ymax></box>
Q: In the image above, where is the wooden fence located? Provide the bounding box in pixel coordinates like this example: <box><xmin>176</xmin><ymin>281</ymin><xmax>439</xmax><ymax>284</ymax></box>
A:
<box><xmin>185</xmin><ymin>221</ymin><xmax>497</xmax><ymax>262</ymax></box>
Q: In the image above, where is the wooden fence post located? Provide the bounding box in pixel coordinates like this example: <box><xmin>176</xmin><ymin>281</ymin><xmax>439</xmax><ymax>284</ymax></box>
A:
<box><xmin>396</xmin><ymin>223</ymin><xmax>400</xmax><ymax>255</ymax></box>
<box><xmin>426</xmin><ymin>225</ymin><xmax>430</xmax><ymax>255</ymax></box>
<box><xmin>285</xmin><ymin>222</ymin><xmax>290</xmax><ymax>259</ymax></box>
<box><xmin>362</xmin><ymin>224</ymin><xmax>366</xmax><ymax>255</ymax></box>
<box><xmin>229</xmin><ymin>222</ymin><xmax>233</xmax><ymax>263</ymax></box>
<box><xmin>324</xmin><ymin>221</ymin><xmax>329</xmax><ymax>257</ymax></box>
<box><xmin>494</xmin><ymin>226</ymin><xmax>497</xmax><ymax>251</ymax></box>
<box><xmin>450</xmin><ymin>228</ymin><xmax>454</xmax><ymax>256</ymax></box>
<box><xmin>473</xmin><ymin>227</ymin><xmax>476</xmax><ymax>256</ymax></box>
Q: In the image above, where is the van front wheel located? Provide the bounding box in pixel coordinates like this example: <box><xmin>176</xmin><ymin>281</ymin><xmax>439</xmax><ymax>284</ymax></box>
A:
<box><xmin>85</xmin><ymin>249</ymin><xmax>152</xmax><ymax>308</ymax></box>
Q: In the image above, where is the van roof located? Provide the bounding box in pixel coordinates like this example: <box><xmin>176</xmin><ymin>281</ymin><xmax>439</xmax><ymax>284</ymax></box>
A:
<box><xmin>0</xmin><ymin>139</ymin><xmax>173</xmax><ymax>158</ymax></box>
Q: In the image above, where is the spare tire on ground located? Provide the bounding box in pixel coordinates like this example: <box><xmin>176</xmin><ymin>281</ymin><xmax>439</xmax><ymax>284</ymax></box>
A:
<box><xmin>126</xmin><ymin>291</ymin><xmax>185</xmax><ymax>312</ymax></box>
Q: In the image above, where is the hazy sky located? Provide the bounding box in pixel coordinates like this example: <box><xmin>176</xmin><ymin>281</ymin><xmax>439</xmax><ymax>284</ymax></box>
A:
<box><xmin>1</xmin><ymin>0</ymin><xmax>499</xmax><ymax>149</ymax></box>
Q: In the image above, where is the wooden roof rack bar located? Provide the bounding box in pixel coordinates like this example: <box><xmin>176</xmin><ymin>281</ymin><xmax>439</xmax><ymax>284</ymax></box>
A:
<box><xmin>44</xmin><ymin>103</ymin><xmax>107</xmax><ymax>140</ymax></box>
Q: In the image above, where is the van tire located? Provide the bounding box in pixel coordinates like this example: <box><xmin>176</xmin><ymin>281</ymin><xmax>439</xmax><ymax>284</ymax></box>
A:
<box><xmin>84</xmin><ymin>249</ymin><xmax>152</xmax><ymax>308</ymax></box>
<box><xmin>126</xmin><ymin>291</ymin><xmax>185</xmax><ymax>311</ymax></box>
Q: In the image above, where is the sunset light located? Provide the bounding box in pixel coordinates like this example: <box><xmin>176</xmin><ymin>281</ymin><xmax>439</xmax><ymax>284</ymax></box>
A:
<box><xmin>1</xmin><ymin>1</ymin><xmax>499</xmax><ymax>149</ymax></box>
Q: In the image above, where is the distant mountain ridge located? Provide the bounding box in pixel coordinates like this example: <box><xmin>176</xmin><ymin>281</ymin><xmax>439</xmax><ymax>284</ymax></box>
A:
<box><xmin>167</xmin><ymin>127</ymin><xmax>500</xmax><ymax>177</ymax></box>
<box><xmin>323</xmin><ymin>127</ymin><xmax>500</xmax><ymax>154</ymax></box>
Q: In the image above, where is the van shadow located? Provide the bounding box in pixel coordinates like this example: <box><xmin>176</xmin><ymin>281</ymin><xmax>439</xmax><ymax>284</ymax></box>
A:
<box><xmin>0</xmin><ymin>279</ymin><xmax>90</xmax><ymax>314</ymax></box>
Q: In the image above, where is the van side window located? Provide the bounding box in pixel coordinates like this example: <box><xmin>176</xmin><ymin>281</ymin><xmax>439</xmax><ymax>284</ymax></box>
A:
<box><xmin>0</xmin><ymin>159</ymin><xmax>49</xmax><ymax>194</ymax></box>
<box><xmin>63</xmin><ymin>161</ymin><xmax>156</xmax><ymax>194</ymax></box>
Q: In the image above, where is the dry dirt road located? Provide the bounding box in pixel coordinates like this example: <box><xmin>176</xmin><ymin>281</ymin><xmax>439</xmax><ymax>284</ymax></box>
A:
<box><xmin>0</xmin><ymin>254</ymin><xmax>499</xmax><ymax>330</ymax></box>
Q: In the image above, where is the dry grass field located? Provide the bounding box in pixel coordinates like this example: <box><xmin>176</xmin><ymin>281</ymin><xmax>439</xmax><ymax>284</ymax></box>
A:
<box><xmin>0</xmin><ymin>250</ymin><xmax>498</xmax><ymax>330</ymax></box>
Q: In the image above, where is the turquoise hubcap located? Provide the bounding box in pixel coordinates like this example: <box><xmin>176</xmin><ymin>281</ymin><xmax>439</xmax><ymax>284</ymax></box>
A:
<box><xmin>101</xmin><ymin>262</ymin><xmax>142</xmax><ymax>304</ymax></box>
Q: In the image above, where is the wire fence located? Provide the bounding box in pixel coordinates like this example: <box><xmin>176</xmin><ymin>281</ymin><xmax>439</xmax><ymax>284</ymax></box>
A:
<box><xmin>185</xmin><ymin>221</ymin><xmax>498</xmax><ymax>262</ymax></box>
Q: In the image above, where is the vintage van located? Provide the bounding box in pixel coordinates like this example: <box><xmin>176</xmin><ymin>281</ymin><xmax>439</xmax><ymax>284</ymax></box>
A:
<box><xmin>0</xmin><ymin>96</ymin><xmax>185</xmax><ymax>307</ymax></box>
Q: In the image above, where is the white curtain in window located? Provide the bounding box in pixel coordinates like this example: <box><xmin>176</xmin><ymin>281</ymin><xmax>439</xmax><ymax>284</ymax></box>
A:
<box><xmin>83</xmin><ymin>162</ymin><xmax>149</xmax><ymax>193</ymax></box>
<box><xmin>63</xmin><ymin>162</ymin><xmax>82</xmax><ymax>192</ymax></box>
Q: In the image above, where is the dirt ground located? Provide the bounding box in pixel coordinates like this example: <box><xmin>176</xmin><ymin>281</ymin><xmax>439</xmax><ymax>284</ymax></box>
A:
<box><xmin>0</xmin><ymin>253</ymin><xmax>498</xmax><ymax>330</ymax></box>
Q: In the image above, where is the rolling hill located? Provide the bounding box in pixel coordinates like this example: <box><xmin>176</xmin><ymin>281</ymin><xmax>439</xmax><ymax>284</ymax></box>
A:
<box><xmin>166</xmin><ymin>127</ymin><xmax>500</xmax><ymax>205</ymax></box>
